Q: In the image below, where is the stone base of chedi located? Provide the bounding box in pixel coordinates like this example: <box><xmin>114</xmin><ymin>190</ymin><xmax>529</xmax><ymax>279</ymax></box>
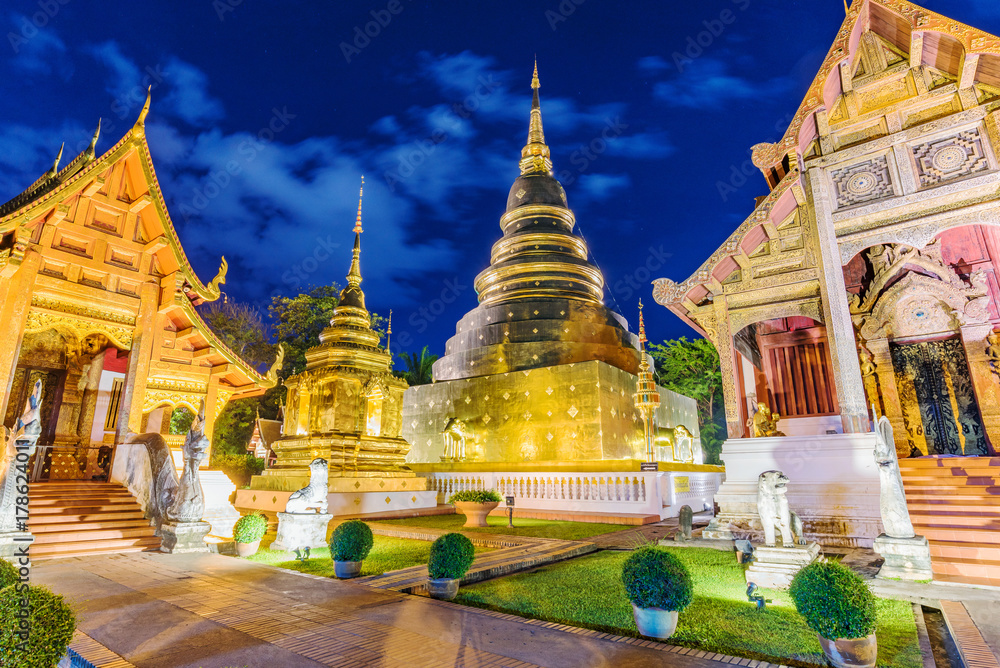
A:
<box><xmin>873</xmin><ymin>534</ymin><xmax>933</xmax><ymax>581</ymax></box>
<box><xmin>745</xmin><ymin>543</ymin><xmax>822</xmax><ymax>589</ymax></box>
<box><xmin>160</xmin><ymin>521</ymin><xmax>212</xmax><ymax>554</ymax></box>
<box><xmin>0</xmin><ymin>533</ymin><xmax>32</xmax><ymax>559</ymax></box>
<box><xmin>272</xmin><ymin>512</ymin><xmax>333</xmax><ymax>551</ymax></box>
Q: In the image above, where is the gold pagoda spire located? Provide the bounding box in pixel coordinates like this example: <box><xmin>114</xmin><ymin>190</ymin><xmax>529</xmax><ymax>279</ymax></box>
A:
<box><xmin>638</xmin><ymin>298</ymin><xmax>647</xmax><ymax>351</ymax></box>
<box><xmin>347</xmin><ymin>176</ymin><xmax>364</xmax><ymax>288</ymax></box>
<box><xmin>519</xmin><ymin>60</ymin><xmax>553</xmax><ymax>175</ymax></box>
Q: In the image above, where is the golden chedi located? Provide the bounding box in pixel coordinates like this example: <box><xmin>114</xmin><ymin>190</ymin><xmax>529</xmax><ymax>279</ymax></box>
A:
<box><xmin>403</xmin><ymin>65</ymin><xmax>702</xmax><ymax>468</ymax></box>
<box><xmin>250</xmin><ymin>181</ymin><xmax>431</xmax><ymax>500</ymax></box>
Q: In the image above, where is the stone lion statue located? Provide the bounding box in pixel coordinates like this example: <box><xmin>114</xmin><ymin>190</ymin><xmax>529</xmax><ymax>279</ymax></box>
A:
<box><xmin>757</xmin><ymin>470</ymin><xmax>805</xmax><ymax>547</ymax></box>
<box><xmin>285</xmin><ymin>458</ymin><xmax>329</xmax><ymax>514</ymax></box>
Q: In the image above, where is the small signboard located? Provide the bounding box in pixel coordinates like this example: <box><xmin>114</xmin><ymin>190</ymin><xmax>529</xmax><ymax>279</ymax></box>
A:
<box><xmin>674</xmin><ymin>476</ymin><xmax>691</xmax><ymax>493</ymax></box>
<box><xmin>640</xmin><ymin>462</ymin><xmax>659</xmax><ymax>472</ymax></box>
<box><xmin>505</xmin><ymin>495</ymin><xmax>515</xmax><ymax>507</ymax></box>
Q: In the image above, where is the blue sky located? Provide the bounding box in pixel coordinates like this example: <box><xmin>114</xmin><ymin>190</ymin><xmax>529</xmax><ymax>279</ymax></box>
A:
<box><xmin>3</xmin><ymin>0</ymin><xmax>999</xmax><ymax>355</ymax></box>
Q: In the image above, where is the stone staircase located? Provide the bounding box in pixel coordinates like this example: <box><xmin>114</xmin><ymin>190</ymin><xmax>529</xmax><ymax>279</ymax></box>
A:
<box><xmin>899</xmin><ymin>456</ymin><xmax>1000</xmax><ymax>587</ymax></box>
<box><xmin>28</xmin><ymin>481</ymin><xmax>161</xmax><ymax>559</ymax></box>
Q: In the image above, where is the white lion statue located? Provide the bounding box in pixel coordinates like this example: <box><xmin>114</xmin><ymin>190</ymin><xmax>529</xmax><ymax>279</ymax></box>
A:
<box><xmin>285</xmin><ymin>458</ymin><xmax>329</xmax><ymax>514</ymax></box>
<box><xmin>757</xmin><ymin>470</ymin><xmax>805</xmax><ymax>547</ymax></box>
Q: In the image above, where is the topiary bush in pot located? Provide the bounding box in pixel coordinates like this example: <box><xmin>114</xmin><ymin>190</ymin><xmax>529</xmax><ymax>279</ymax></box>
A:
<box><xmin>330</xmin><ymin>520</ymin><xmax>374</xmax><ymax>578</ymax></box>
<box><xmin>789</xmin><ymin>561</ymin><xmax>878</xmax><ymax>668</ymax></box>
<box><xmin>427</xmin><ymin>532</ymin><xmax>475</xmax><ymax>600</ymax></box>
<box><xmin>448</xmin><ymin>489</ymin><xmax>502</xmax><ymax>528</ymax></box>
<box><xmin>621</xmin><ymin>546</ymin><xmax>693</xmax><ymax>639</ymax></box>
<box><xmin>233</xmin><ymin>512</ymin><xmax>268</xmax><ymax>557</ymax></box>
<box><xmin>0</xmin><ymin>583</ymin><xmax>76</xmax><ymax>668</ymax></box>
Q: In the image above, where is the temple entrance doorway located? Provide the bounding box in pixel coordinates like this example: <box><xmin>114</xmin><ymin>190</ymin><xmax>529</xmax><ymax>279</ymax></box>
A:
<box><xmin>3</xmin><ymin>328</ymin><xmax>129</xmax><ymax>482</ymax></box>
<box><xmin>890</xmin><ymin>338</ymin><xmax>989</xmax><ymax>456</ymax></box>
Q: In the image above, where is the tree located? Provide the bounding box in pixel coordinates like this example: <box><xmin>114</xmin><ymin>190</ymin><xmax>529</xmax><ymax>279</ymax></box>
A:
<box><xmin>397</xmin><ymin>346</ymin><xmax>438</xmax><ymax>385</ymax></box>
<box><xmin>199</xmin><ymin>299</ymin><xmax>275</xmax><ymax>367</ymax></box>
<box><xmin>649</xmin><ymin>337</ymin><xmax>726</xmax><ymax>465</ymax></box>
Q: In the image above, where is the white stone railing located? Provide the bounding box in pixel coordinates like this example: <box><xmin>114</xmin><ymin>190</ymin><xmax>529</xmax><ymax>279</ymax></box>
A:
<box><xmin>428</xmin><ymin>473</ymin><xmax>650</xmax><ymax>504</ymax></box>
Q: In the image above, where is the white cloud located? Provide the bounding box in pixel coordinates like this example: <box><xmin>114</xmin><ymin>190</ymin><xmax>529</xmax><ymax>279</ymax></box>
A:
<box><xmin>652</xmin><ymin>57</ymin><xmax>791</xmax><ymax>110</ymax></box>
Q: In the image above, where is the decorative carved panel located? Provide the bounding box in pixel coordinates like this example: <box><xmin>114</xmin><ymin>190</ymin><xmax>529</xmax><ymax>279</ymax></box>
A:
<box><xmin>910</xmin><ymin>130</ymin><xmax>991</xmax><ymax>189</ymax></box>
<box><xmin>830</xmin><ymin>156</ymin><xmax>895</xmax><ymax>209</ymax></box>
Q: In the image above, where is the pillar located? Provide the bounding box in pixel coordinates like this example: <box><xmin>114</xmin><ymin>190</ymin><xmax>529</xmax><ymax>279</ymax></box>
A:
<box><xmin>115</xmin><ymin>282</ymin><xmax>160</xmax><ymax>440</ymax></box>
<box><xmin>712</xmin><ymin>296</ymin><xmax>744</xmax><ymax>438</ymax></box>
<box><xmin>0</xmin><ymin>251</ymin><xmax>41</xmax><ymax>418</ymax></box>
<box><xmin>806</xmin><ymin>167</ymin><xmax>870</xmax><ymax>433</ymax></box>
<box><xmin>867</xmin><ymin>338</ymin><xmax>909</xmax><ymax>456</ymax></box>
<box><xmin>959</xmin><ymin>322</ymin><xmax>1000</xmax><ymax>454</ymax></box>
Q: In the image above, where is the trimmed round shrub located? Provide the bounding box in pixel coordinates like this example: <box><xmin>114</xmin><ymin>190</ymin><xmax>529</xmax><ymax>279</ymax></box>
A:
<box><xmin>789</xmin><ymin>561</ymin><xmax>877</xmax><ymax>640</ymax></box>
<box><xmin>428</xmin><ymin>532</ymin><xmax>475</xmax><ymax>580</ymax></box>
<box><xmin>0</xmin><ymin>559</ymin><xmax>20</xmax><ymax>588</ymax></box>
<box><xmin>331</xmin><ymin>520</ymin><xmax>374</xmax><ymax>562</ymax></box>
<box><xmin>0</xmin><ymin>583</ymin><xmax>76</xmax><ymax>668</ymax></box>
<box><xmin>233</xmin><ymin>512</ymin><xmax>268</xmax><ymax>544</ymax></box>
<box><xmin>448</xmin><ymin>490</ymin><xmax>501</xmax><ymax>505</ymax></box>
<box><xmin>621</xmin><ymin>546</ymin><xmax>693</xmax><ymax>611</ymax></box>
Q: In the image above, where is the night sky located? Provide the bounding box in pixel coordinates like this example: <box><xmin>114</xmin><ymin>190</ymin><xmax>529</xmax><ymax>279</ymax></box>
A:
<box><xmin>4</xmin><ymin>0</ymin><xmax>999</xmax><ymax>357</ymax></box>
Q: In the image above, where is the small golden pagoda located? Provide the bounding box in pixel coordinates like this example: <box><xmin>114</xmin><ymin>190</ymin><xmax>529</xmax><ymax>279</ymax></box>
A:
<box><xmin>633</xmin><ymin>301</ymin><xmax>660</xmax><ymax>464</ymax></box>
<box><xmin>243</xmin><ymin>181</ymin><xmax>435</xmax><ymax>514</ymax></box>
<box><xmin>403</xmin><ymin>64</ymin><xmax>703</xmax><ymax>469</ymax></box>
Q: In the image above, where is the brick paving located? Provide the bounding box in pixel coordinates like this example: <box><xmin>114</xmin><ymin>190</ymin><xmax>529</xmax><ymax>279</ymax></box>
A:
<box><xmin>34</xmin><ymin>552</ymin><xmax>746</xmax><ymax>668</ymax></box>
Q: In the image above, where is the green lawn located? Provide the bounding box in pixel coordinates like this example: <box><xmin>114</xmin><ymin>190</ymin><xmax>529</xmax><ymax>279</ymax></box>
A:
<box><xmin>246</xmin><ymin>535</ymin><xmax>491</xmax><ymax>578</ymax></box>
<box><xmin>377</xmin><ymin>514</ymin><xmax>634</xmax><ymax>541</ymax></box>
<box><xmin>455</xmin><ymin>547</ymin><xmax>921</xmax><ymax>668</ymax></box>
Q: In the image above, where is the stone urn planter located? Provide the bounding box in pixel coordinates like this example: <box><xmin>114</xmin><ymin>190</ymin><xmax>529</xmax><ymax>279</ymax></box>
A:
<box><xmin>621</xmin><ymin>547</ymin><xmax>691</xmax><ymax>641</ymax></box>
<box><xmin>818</xmin><ymin>634</ymin><xmax>878</xmax><ymax>668</ymax></box>
<box><xmin>330</xmin><ymin>520</ymin><xmax>373</xmax><ymax>579</ymax></box>
<box><xmin>631</xmin><ymin>604</ymin><xmax>679</xmax><ymax>639</ymax></box>
<box><xmin>235</xmin><ymin>539</ymin><xmax>262</xmax><ymax>558</ymax></box>
<box><xmin>454</xmin><ymin>501</ymin><xmax>500</xmax><ymax>528</ymax></box>
<box><xmin>334</xmin><ymin>560</ymin><xmax>363</xmax><ymax>579</ymax></box>
<box><xmin>427</xmin><ymin>577</ymin><xmax>461</xmax><ymax>600</ymax></box>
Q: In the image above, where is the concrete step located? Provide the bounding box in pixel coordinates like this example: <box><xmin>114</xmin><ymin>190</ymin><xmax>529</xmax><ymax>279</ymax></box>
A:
<box><xmin>918</xmin><ymin>526</ymin><xmax>1000</xmax><ymax>545</ymax></box>
<box><xmin>912</xmin><ymin>513</ymin><xmax>1000</xmax><ymax>529</ymax></box>
<box><xmin>902</xmin><ymin>476</ymin><xmax>1000</xmax><ymax>487</ymax></box>
<box><xmin>30</xmin><ymin>504</ymin><xmax>146</xmax><ymax>517</ymax></box>
<box><xmin>30</xmin><ymin>536</ymin><xmax>162</xmax><ymax>559</ymax></box>
<box><xmin>900</xmin><ymin>485</ymin><xmax>1000</xmax><ymax>497</ymax></box>
<box><xmin>899</xmin><ymin>457</ymin><xmax>1000</xmax><ymax>469</ymax></box>
<box><xmin>928</xmin><ymin>539</ymin><xmax>1000</xmax><ymax>561</ymax></box>
<box><xmin>33</xmin><ymin>526</ymin><xmax>157</xmax><ymax>545</ymax></box>
<box><xmin>29</xmin><ymin>511</ymin><xmax>147</xmax><ymax>525</ymax></box>
<box><xmin>30</xmin><ymin>496</ymin><xmax>137</xmax><ymax>507</ymax></box>
<box><xmin>30</xmin><ymin>519</ymin><xmax>153</xmax><ymax>534</ymax></box>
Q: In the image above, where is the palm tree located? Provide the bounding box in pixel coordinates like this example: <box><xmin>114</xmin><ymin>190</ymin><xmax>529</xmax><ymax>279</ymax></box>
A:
<box><xmin>397</xmin><ymin>346</ymin><xmax>438</xmax><ymax>385</ymax></box>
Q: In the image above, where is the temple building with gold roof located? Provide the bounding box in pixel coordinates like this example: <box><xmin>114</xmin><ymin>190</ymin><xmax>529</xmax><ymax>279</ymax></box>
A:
<box><xmin>0</xmin><ymin>94</ymin><xmax>276</xmax><ymax>555</ymax></box>
<box><xmin>653</xmin><ymin>0</ymin><xmax>1000</xmax><ymax>584</ymax></box>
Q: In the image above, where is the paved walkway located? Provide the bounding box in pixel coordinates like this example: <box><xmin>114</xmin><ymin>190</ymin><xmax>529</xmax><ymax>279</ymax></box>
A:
<box><xmin>35</xmin><ymin>552</ymin><xmax>762</xmax><ymax>668</ymax></box>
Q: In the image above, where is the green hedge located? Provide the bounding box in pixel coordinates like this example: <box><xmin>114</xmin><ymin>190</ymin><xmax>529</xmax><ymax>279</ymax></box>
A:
<box><xmin>331</xmin><ymin>520</ymin><xmax>374</xmax><ymax>562</ymax></box>
<box><xmin>428</xmin><ymin>532</ymin><xmax>475</xmax><ymax>580</ymax></box>
<box><xmin>212</xmin><ymin>453</ymin><xmax>265</xmax><ymax>487</ymax></box>
<box><xmin>621</xmin><ymin>546</ymin><xmax>693</xmax><ymax>611</ymax></box>
<box><xmin>790</xmin><ymin>561</ymin><xmax>877</xmax><ymax>640</ymax></box>
<box><xmin>0</xmin><ymin>584</ymin><xmax>76</xmax><ymax>668</ymax></box>
<box><xmin>0</xmin><ymin>559</ymin><xmax>20</xmax><ymax>589</ymax></box>
<box><xmin>233</xmin><ymin>512</ymin><xmax>268</xmax><ymax>544</ymax></box>
<box><xmin>448</xmin><ymin>490</ymin><xmax>501</xmax><ymax>504</ymax></box>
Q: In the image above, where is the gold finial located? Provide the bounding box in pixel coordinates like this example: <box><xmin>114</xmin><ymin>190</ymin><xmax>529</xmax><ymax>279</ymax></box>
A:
<box><xmin>638</xmin><ymin>299</ymin><xmax>647</xmax><ymax>349</ymax></box>
<box><xmin>387</xmin><ymin>309</ymin><xmax>393</xmax><ymax>365</ymax></box>
<box><xmin>136</xmin><ymin>86</ymin><xmax>152</xmax><ymax>128</ymax></box>
<box><xmin>520</xmin><ymin>60</ymin><xmax>552</xmax><ymax>175</ymax></box>
<box><xmin>46</xmin><ymin>143</ymin><xmax>65</xmax><ymax>178</ymax></box>
<box><xmin>354</xmin><ymin>175</ymin><xmax>364</xmax><ymax>234</ymax></box>
<box><xmin>85</xmin><ymin>119</ymin><xmax>101</xmax><ymax>159</ymax></box>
